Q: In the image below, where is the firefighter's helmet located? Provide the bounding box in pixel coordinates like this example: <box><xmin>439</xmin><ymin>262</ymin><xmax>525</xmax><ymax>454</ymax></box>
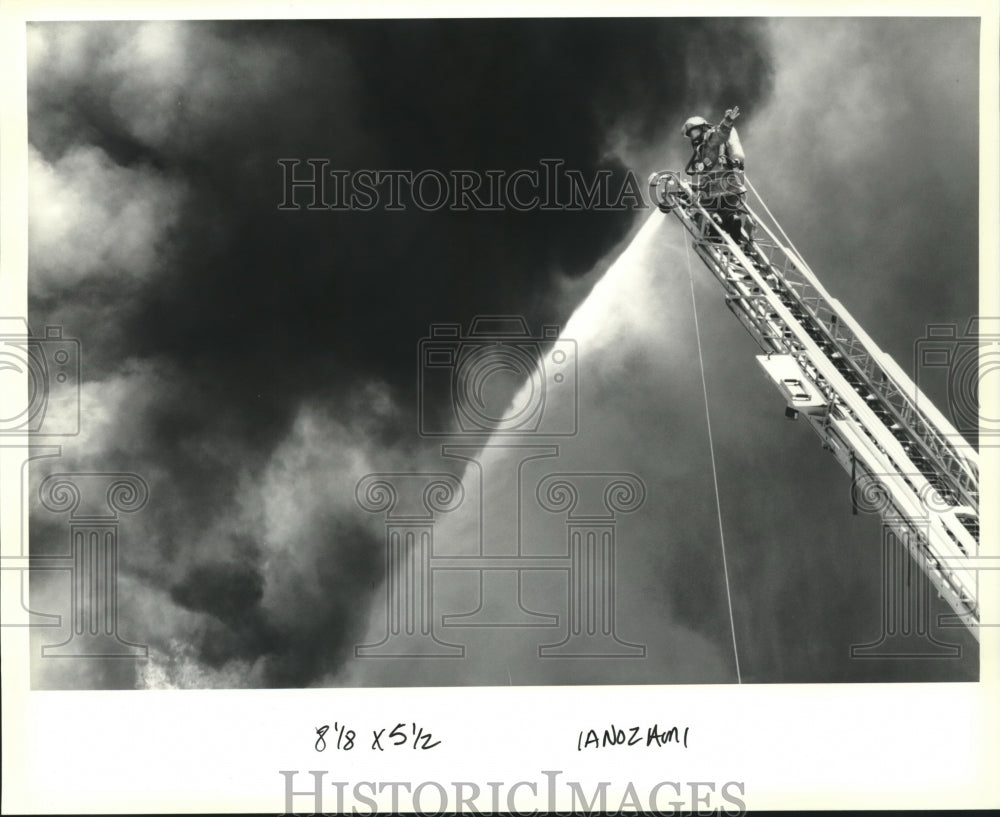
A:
<box><xmin>681</xmin><ymin>116</ymin><xmax>710</xmax><ymax>138</ymax></box>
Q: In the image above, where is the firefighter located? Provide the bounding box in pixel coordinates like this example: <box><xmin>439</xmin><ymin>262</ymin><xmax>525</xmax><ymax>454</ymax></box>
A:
<box><xmin>681</xmin><ymin>106</ymin><xmax>752</xmax><ymax>247</ymax></box>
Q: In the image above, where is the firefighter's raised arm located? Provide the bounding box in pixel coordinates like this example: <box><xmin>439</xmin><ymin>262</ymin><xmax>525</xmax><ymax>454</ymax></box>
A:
<box><xmin>712</xmin><ymin>106</ymin><xmax>740</xmax><ymax>142</ymax></box>
<box><xmin>704</xmin><ymin>105</ymin><xmax>740</xmax><ymax>151</ymax></box>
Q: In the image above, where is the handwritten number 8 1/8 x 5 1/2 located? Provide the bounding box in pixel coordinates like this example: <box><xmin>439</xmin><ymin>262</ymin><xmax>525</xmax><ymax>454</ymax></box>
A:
<box><xmin>314</xmin><ymin>722</ymin><xmax>441</xmax><ymax>751</ymax></box>
<box><xmin>314</xmin><ymin>723</ymin><xmax>354</xmax><ymax>751</ymax></box>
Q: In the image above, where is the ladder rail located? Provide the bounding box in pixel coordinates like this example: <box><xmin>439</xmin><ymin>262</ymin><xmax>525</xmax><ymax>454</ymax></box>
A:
<box><xmin>654</xmin><ymin>171</ymin><xmax>978</xmax><ymax>511</ymax></box>
<box><xmin>648</xmin><ymin>170</ymin><xmax>981</xmax><ymax>638</ymax></box>
<box><xmin>743</xmin><ymin>189</ymin><xmax>980</xmax><ymax>506</ymax></box>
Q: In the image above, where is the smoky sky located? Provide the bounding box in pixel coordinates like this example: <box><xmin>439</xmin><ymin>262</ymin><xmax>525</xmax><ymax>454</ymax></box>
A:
<box><xmin>30</xmin><ymin>18</ymin><xmax>773</xmax><ymax>394</ymax></box>
<box><xmin>24</xmin><ymin>17</ymin><xmax>981</xmax><ymax>690</ymax></box>
<box><xmin>28</xmin><ymin>17</ymin><xmax>776</xmax><ymax>472</ymax></box>
<box><xmin>26</xmin><ymin>18</ymin><xmax>775</xmax><ymax>688</ymax></box>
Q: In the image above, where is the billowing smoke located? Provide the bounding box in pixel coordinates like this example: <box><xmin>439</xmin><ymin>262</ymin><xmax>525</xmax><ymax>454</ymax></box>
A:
<box><xmin>25</xmin><ymin>18</ymin><xmax>977</xmax><ymax>688</ymax></box>
<box><xmin>26</xmin><ymin>18</ymin><xmax>775</xmax><ymax>688</ymax></box>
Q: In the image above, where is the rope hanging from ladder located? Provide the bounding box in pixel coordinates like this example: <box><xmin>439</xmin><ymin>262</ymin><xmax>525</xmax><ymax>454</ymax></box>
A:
<box><xmin>683</xmin><ymin>234</ymin><xmax>743</xmax><ymax>685</ymax></box>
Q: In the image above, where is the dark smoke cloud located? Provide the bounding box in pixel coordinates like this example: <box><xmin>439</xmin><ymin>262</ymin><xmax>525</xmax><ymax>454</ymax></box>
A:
<box><xmin>171</xmin><ymin>560</ymin><xmax>266</xmax><ymax>624</ymax></box>
<box><xmin>27</xmin><ymin>19</ymin><xmax>775</xmax><ymax>688</ymax></box>
<box><xmin>32</xmin><ymin>19</ymin><xmax>775</xmax><ymax>395</ymax></box>
<box><xmin>167</xmin><ymin>519</ymin><xmax>382</xmax><ymax>686</ymax></box>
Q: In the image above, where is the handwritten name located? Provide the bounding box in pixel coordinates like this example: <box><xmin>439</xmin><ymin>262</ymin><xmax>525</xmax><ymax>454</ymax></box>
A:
<box><xmin>576</xmin><ymin>724</ymin><xmax>689</xmax><ymax>750</ymax></box>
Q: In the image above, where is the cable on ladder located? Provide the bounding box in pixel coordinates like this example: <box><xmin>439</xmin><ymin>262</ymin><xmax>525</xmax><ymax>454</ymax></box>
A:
<box><xmin>684</xmin><ymin>234</ymin><xmax>743</xmax><ymax>685</ymax></box>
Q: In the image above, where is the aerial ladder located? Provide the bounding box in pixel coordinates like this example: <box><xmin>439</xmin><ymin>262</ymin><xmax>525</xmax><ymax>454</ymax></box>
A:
<box><xmin>648</xmin><ymin>167</ymin><xmax>981</xmax><ymax>640</ymax></box>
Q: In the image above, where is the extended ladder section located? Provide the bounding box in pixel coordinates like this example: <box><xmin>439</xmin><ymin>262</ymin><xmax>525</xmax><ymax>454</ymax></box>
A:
<box><xmin>649</xmin><ymin>170</ymin><xmax>980</xmax><ymax>639</ymax></box>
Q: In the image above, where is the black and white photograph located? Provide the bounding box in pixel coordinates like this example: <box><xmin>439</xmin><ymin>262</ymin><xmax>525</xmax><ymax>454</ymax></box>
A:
<box><xmin>2</xmin><ymin>1</ymin><xmax>998</xmax><ymax>813</ymax></box>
